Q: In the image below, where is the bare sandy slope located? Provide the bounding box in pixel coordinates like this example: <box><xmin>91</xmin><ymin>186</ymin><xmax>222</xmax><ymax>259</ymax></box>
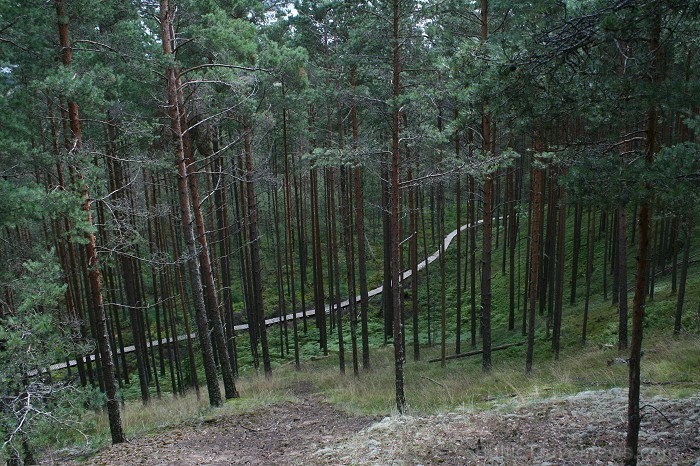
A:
<box><xmin>314</xmin><ymin>388</ymin><xmax>700</xmax><ymax>465</ymax></box>
<box><xmin>47</xmin><ymin>388</ymin><xmax>699</xmax><ymax>465</ymax></box>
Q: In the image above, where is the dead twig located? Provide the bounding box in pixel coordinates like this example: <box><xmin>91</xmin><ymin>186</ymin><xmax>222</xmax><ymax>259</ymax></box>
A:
<box><xmin>640</xmin><ymin>404</ymin><xmax>673</xmax><ymax>426</ymax></box>
<box><xmin>420</xmin><ymin>376</ymin><xmax>447</xmax><ymax>390</ymax></box>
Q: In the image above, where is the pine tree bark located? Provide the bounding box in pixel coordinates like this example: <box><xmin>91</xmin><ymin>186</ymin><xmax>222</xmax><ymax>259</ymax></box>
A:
<box><xmin>570</xmin><ymin>204</ymin><xmax>583</xmax><ymax>305</ymax></box>
<box><xmin>351</xmin><ymin>66</ymin><xmax>371</xmax><ymax>369</ymax></box>
<box><xmin>552</xmin><ymin>180</ymin><xmax>566</xmax><ymax>359</ymax></box>
<box><xmin>243</xmin><ymin>124</ymin><xmax>272</xmax><ymax>375</ymax></box>
<box><xmin>582</xmin><ymin>208</ymin><xmax>596</xmax><ymax>344</ymax></box>
<box><xmin>185</xmin><ymin>123</ymin><xmax>238</xmax><ymax>399</ymax></box>
<box><xmin>526</xmin><ymin>162</ymin><xmax>544</xmax><ymax>374</ymax></box>
<box><xmin>391</xmin><ymin>0</ymin><xmax>406</xmax><ymax>414</ymax></box>
<box><xmin>469</xmin><ymin>175</ymin><xmax>477</xmax><ymax>347</ymax></box>
<box><xmin>618</xmin><ymin>205</ymin><xmax>629</xmax><ymax>350</ymax></box>
<box><xmin>107</xmin><ymin>125</ymin><xmax>150</xmax><ymax>404</ymax></box>
<box><xmin>310</xmin><ymin>168</ymin><xmax>327</xmax><ymax>354</ymax></box>
<box><xmin>625</xmin><ymin>10</ymin><xmax>661</xmax><ymax>463</ymax></box>
<box><xmin>281</xmin><ymin>87</ymin><xmax>301</xmax><ymax>369</ymax></box>
<box><xmin>381</xmin><ymin>164</ymin><xmax>393</xmax><ymax>343</ymax></box>
<box><xmin>455</xmin><ymin>155</ymin><xmax>463</xmax><ymax>351</ymax></box>
<box><xmin>55</xmin><ymin>0</ymin><xmax>125</xmax><ymax>442</ymax></box>
<box><xmin>160</xmin><ymin>0</ymin><xmax>221</xmax><ymax>407</ymax></box>
<box><xmin>479</xmin><ymin>0</ymin><xmax>493</xmax><ymax>372</ymax></box>
<box><xmin>340</xmin><ymin>165</ymin><xmax>360</xmax><ymax>375</ymax></box>
<box><xmin>409</xmin><ymin>171</ymin><xmax>420</xmax><ymax>361</ymax></box>
<box><xmin>421</xmin><ymin>189</ymin><xmax>433</xmax><ymax>346</ymax></box>
<box><xmin>236</xmin><ymin>154</ymin><xmax>259</xmax><ymax>368</ymax></box>
<box><xmin>674</xmin><ymin>214</ymin><xmax>692</xmax><ymax>335</ymax></box>
<box><xmin>439</xmin><ymin>180</ymin><xmax>447</xmax><ymax>367</ymax></box>
<box><xmin>507</xmin><ymin>166</ymin><xmax>517</xmax><ymax>330</ymax></box>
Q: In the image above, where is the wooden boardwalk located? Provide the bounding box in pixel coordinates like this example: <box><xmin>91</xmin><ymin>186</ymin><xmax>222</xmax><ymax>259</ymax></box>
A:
<box><xmin>46</xmin><ymin>220</ymin><xmax>483</xmax><ymax>374</ymax></box>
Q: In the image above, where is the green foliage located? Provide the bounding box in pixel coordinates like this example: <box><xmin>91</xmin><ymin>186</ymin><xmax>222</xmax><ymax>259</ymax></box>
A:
<box><xmin>1</xmin><ymin>0</ymin><xmax>699</xmax><ymax>460</ymax></box>
<box><xmin>563</xmin><ymin>141</ymin><xmax>700</xmax><ymax>212</ymax></box>
<box><xmin>37</xmin><ymin>67</ymin><xmax>107</xmax><ymax>108</ymax></box>
<box><xmin>0</xmin><ymin>251</ymin><xmax>86</xmax><ymax>462</ymax></box>
<box><xmin>197</xmin><ymin>9</ymin><xmax>258</xmax><ymax>64</ymax></box>
<box><xmin>0</xmin><ymin>180</ymin><xmax>47</xmax><ymax>228</ymax></box>
<box><xmin>651</xmin><ymin>142</ymin><xmax>700</xmax><ymax>214</ymax></box>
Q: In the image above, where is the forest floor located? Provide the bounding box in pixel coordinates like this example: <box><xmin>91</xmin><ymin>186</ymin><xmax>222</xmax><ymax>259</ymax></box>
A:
<box><xmin>48</xmin><ymin>384</ymin><xmax>699</xmax><ymax>465</ymax></box>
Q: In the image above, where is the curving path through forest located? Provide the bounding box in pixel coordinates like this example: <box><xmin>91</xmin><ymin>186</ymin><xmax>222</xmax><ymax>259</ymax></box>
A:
<box><xmin>47</xmin><ymin>219</ymin><xmax>483</xmax><ymax>374</ymax></box>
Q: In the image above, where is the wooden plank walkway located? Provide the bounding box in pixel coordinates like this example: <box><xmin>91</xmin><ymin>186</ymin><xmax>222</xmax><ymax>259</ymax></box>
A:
<box><xmin>45</xmin><ymin>219</ymin><xmax>483</xmax><ymax>374</ymax></box>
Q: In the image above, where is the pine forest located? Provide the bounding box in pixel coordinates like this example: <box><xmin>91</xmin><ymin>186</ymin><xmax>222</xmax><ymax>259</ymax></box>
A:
<box><xmin>1</xmin><ymin>1</ymin><xmax>699</xmax><ymax>465</ymax></box>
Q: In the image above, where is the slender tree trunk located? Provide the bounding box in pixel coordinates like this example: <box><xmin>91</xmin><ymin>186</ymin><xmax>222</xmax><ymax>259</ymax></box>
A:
<box><xmin>570</xmin><ymin>204</ymin><xmax>583</xmax><ymax>305</ymax></box>
<box><xmin>526</xmin><ymin>163</ymin><xmax>544</xmax><ymax>374</ymax></box>
<box><xmin>479</xmin><ymin>0</ymin><xmax>493</xmax><ymax>372</ymax></box>
<box><xmin>281</xmin><ymin>88</ymin><xmax>301</xmax><ymax>369</ymax></box>
<box><xmin>237</xmin><ymin>154</ymin><xmax>259</xmax><ymax>368</ymax></box>
<box><xmin>169</xmin><ymin>198</ymin><xmax>200</xmax><ymax>394</ymax></box>
<box><xmin>409</xmin><ymin>171</ymin><xmax>420</xmax><ymax>361</ymax></box>
<box><xmin>310</xmin><ymin>168</ymin><xmax>327</xmax><ymax>354</ymax></box>
<box><xmin>325</xmin><ymin>169</ymin><xmax>337</xmax><ymax>335</ymax></box>
<box><xmin>391</xmin><ymin>0</ymin><xmax>406</xmax><ymax>414</ymax></box>
<box><xmin>199</xmin><ymin>125</ymin><xmax>238</xmax><ymax>374</ymax></box>
<box><xmin>618</xmin><ymin>205</ymin><xmax>629</xmax><ymax>350</ymax></box>
<box><xmin>469</xmin><ymin>175</ymin><xmax>477</xmax><ymax>347</ymax></box>
<box><xmin>455</xmin><ymin>173</ymin><xmax>463</xmax><ymax>352</ymax></box>
<box><xmin>522</xmin><ymin>172</ymin><xmax>533</xmax><ymax>337</ymax></box>
<box><xmin>582</xmin><ymin>208</ymin><xmax>596</xmax><ymax>344</ymax></box>
<box><xmin>507</xmin><ymin>166</ymin><xmax>517</xmax><ymax>330</ymax></box>
<box><xmin>603</xmin><ymin>210</ymin><xmax>610</xmax><ymax>301</ymax></box>
<box><xmin>439</xmin><ymin>181</ymin><xmax>447</xmax><ymax>367</ymax></box>
<box><xmin>341</xmin><ymin>165</ymin><xmax>360</xmax><ymax>375</ymax></box>
<box><xmin>185</xmin><ymin>133</ymin><xmax>238</xmax><ymax>399</ymax></box>
<box><xmin>214</xmin><ymin>151</ymin><xmax>239</xmax><ymax>375</ymax></box>
<box><xmin>54</xmin><ymin>0</ymin><xmax>125</xmax><ymax>442</ymax></box>
<box><xmin>271</xmin><ymin>189</ymin><xmax>287</xmax><ymax>358</ymax></box>
<box><xmin>295</xmin><ymin>170</ymin><xmax>309</xmax><ymax>334</ymax></box>
<box><xmin>160</xmin><ymin>0</ymin><xmax>221</xmax><ymax>407</ymax></box>
<box><xmin>421</xmin><ymin>189</ymin><xmax>433</xmax><ymax>346</ymax></box>
<box><xmin>626</xmin><ymin>12</ymin><xmax>661</xmax><ymax>463</ymax></box>
<box><xmin>545</xmin><ymin>172</ymin><xmax>558</xmax><ymax>337</ymax></box>
<box><xmin>381</xmin><ymin>164</ymin><xmax>393</xmax><ymax>343</ymax></box>
<box><xmin>670</xmin><ymin>217</ymin><xmax>679</xmax><ymax>293</ymax></box>
<box><xmin>351</xmin><ymin>66</ymin><xmax>371</xmax><ymax>369</ymax></box>
<box><xmin>327</xmin><ymin>167</ymin><xmax>344</xmax><ymax>372</ymax></box>
<box><xmin>674</xmin><ymin>214</ymin><xmax>692</xmax><ymax>334</ymax></box>
<box><xmin>106</xmin><ymin>122</ymin><xmax>151</xmax><ymax>403</ymax></box>
<box><xmin>244</xmin><ymin>124</ymin><xmax>272</xmax><ymax>375</ymax></box>
<box><xmin>552</xmin><ymin>181</ymin><xmax>566</xmax><ymax>359</ymax></box>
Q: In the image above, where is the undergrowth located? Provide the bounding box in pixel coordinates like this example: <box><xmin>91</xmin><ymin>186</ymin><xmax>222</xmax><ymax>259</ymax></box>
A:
<box><xmin>36</xmin><ymin>215</ymin><xmax>700</xmax><ymax>460</ymax></box>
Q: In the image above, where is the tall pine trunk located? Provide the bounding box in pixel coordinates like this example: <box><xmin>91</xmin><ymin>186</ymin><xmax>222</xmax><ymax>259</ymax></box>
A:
<box><xmin>618</xmin><ymin>205</ymin><xmax>629</xmax><ymax>350</ymax></box>
<box><xmin>55</xmin><ymin>0</ymin><xmax>125</xmax><ymax>442</ymax></box>
<box><xmin>674</xmin><ymin>214</ymin><xmax>693</xmax><ymax>334</ymax></box>
<box><xmin>625</xmin><ymin>11</ymin><xmax>661</xmax><ymax>464</ymax></box>
<box><xmin>479</xmin><ymin>0</ymin><xmax>493</xmax><ymax>372</ymax></box>
<box><xmin>244</xmin><ymin>124</ymin><xmax>272</xmax><ymax>375</ymax></box>
<box><xmin>526</xmin><ymin>162</ymin><xmax>543</xmax><ymax>374</ymax></box>
<box><xmin>281</xmin><ymin>87</ymin><xmax>301</xmax><ymax>369</ymax></box>
<box><xmin>351</xmin><ymin>65</ymin><xmax>371</xmax><ymax>369</ymax></box>
<box><xmin>160</xmin><ymin>0</ymin><xmax>222</xmax><ymax>407</ymax></box>
<box><xmin>185</xmin><ymin>130</ymin><xmax>238</xmax><ymax>399</ymax></box>
<box><xmin>391</xmin><ymin>0</ymin><xmax>406</xmax><ymax>414</ymax></box>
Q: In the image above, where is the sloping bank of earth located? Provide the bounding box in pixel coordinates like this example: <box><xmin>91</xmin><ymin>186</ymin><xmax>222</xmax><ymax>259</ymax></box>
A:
<box><xmin>51</xmin><ymin>388</ymin><xmax>699</xmax><ymax>465</ymax></box>
<box><xmin>315</xmin><ymin>389</ymin><xmax>700</xmax><ymax>465</ymax></box>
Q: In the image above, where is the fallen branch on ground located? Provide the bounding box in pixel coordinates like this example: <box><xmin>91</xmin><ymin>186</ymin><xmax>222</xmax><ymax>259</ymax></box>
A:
<box><xmin>427</xmin><ymin>342</ymin><xmax>525</xmax><ymax>363</ymax></box>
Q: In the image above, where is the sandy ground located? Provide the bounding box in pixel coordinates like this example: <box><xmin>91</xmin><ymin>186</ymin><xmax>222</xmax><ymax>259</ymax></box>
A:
<box><xmin>45</xmin><ymin>387</ymin><xmax>699</xmax><ymax>465</ymax></box>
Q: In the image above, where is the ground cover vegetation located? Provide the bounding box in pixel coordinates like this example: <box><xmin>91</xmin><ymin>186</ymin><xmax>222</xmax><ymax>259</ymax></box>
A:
<box><xmin>0</xmin><ymin>0</ymin><xmax>699</xmax><ymax>464</ymax></box>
